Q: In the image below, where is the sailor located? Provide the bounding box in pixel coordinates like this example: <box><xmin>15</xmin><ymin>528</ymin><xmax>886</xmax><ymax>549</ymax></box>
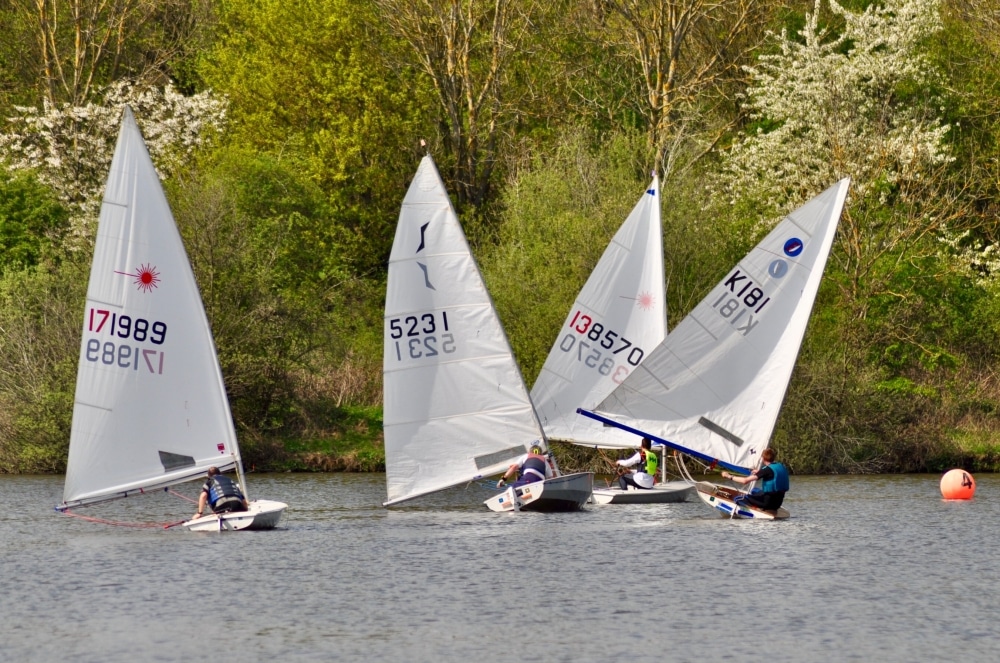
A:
<box><xmin>497</xmin><ymin>443</ymin><xmax>553</xmax><ymax>488</ymax></box>
<box><xmin>192</xmin><ymin>466</ymin><xmax>249</xmax><ymax>520</ymax></box>
<box><xmin>616</xmin><ymin>438</ymin><xmax>658</xmax><ymax>490</ymax></box>
<box><xmin>721</xmin><ymin>448</ymin><xmax>789</xmax><ymax>511</ymax></box>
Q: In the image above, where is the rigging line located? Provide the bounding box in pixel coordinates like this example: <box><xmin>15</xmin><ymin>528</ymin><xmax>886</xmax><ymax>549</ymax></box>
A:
<box><xmin>596</xmin><ymin>448</ymin><xmax>622</xmax><ymax>488</ymax></box>
<box><xmin>596</xmin><ymin>447</ymin><xmax>619</xmax><ymax>471</ymax></box>
<box><xmin>167</xmin><ymin>488</ymin><xmax>198</xmax><ymax>504</ymax></box>
<box><xmin>60</xmin><ymin>509</ymin><xmax>170</xmax><ymax>529</ymax></box>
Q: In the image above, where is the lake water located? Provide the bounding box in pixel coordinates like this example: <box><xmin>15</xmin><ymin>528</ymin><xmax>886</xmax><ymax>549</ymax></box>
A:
<box><xmin>1</xmin><ymin>472</ymin><xmax>998</xmax><ymax>662</ymax></box>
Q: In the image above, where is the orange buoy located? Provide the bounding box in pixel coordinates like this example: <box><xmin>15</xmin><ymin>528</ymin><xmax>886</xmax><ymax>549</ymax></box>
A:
<box><xmin>940</xmin><ymin>469</ymin><xmax>976</xmax><ymax>500</ymax></box>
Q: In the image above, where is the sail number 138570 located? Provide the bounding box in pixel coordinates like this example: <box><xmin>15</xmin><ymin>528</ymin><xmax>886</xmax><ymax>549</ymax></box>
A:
<box><xmin>559</xmin><ymin>310</ymin><xmax>645</xmax><ymax>383</ymax></box>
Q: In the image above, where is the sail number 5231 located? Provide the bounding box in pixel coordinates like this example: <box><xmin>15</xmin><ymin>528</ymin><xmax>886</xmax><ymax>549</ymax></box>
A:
<box><xmin>388</xmin><ymin>312</ymin><xmax>457</xmax><ymax>361</ymax></box>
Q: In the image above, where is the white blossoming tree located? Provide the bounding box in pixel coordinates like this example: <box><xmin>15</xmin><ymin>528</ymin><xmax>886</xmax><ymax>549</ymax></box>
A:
<box><xmin>0</xmin><ymin>80</ymin><xmax>227</xmax><ymax>229</ymax></box>
<box><xmin>709</xmin><ymin>0</ymin><xmax>987</xmax><ymax>471</ymax></box>
<box><xmin>722</xmin><ymin>0</ymin><xmax>950</xmax><ymax>200</ymax></box>
<box><xmin>715</xmin><ymin>0</ymin><xmax>959</xmax><ymax>303</ymax></box>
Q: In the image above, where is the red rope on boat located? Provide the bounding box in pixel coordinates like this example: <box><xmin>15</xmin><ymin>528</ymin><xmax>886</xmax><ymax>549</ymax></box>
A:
<box><xmin>167</xmin><ymin>488</ymin><xmax>198</xmax><ymax>504</ymax></box>
<box><xmin>60</xmin><ymin>509</ymin><xmax>171</xmax><ymax>529</ymax></box>
<box><xmin>57</xmin><ymin>488</ymin><xmax>200</xmax><ymax>528</ymax></box>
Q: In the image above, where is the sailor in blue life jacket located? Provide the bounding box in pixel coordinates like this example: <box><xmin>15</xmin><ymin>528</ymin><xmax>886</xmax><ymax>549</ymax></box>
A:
<box><xmin>496</xmin><ymin>443</ymin><xmax>554</xmax><ymax>488</ymax></box>
<box><xmin>721</xmin><ymin>448</ymin><xmax>789</xmax><ymax>511</ymax></box>
<box><xmin>192</xmin><ymin>466</ymin><xmax>249</xmax><ymax>520</ymax></box>
<box><xmin>616</xmin><ymin>438</ymin><xmax>658</xmax><ymax>491</ymax></box>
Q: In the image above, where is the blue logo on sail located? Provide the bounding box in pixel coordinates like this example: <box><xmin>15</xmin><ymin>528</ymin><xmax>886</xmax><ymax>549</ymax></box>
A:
<box><xmin>783</xmin><ymin>238</ymin><xmax>803</xmax><ymax>257</ymax></box>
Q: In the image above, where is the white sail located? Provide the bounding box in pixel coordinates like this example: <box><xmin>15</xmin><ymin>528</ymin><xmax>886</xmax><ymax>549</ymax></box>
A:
<box><xmin>530</xmin><ymin>175</ymin><xmax>666</xmax><ymax>448</ymax></box>
<box><xmin>383</xmin><ymin>155</ymin><xmax>544</xmax><ymax>506</ymax></box>
<box><xmin>62</xmin><ymin>107</ymin><xmax>240</xmax><ymax>507</ymax></box>
<box><xmin>588</xmin><ymin>178</ymin><xmax>851</xmax><ymax>472</ymax></box>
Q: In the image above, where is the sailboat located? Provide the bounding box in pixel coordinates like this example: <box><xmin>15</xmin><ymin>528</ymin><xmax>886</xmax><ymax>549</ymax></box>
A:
<box><xmin>579</xmin><ymin>178</ymin><xmax>851</xmax><ymax>519</ymax></box>
<box><xmin>530</xmin><ymin>173</ymin><xmax>691</xmax><ymax>505</ymax></box>
<box><xmin>382</xmin><ymin>154</ymin><xmax>593</xmax><ymax>512</ymax></box>
<box><xmin>56</xmin><ymin>107</ymin><xmax>286</xmax><ymax>531</ymax></box>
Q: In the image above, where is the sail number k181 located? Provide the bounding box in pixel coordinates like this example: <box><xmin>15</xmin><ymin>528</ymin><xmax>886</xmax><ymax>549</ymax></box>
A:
<box><xmin>709</xmin><ymin>269</ymin><xmax>771</xmax><ymax>337</ymax></box>
<box><xmin>388</xmin><ymin>312</ymin><xmax>456</xmax><ymax>361</ymax></box>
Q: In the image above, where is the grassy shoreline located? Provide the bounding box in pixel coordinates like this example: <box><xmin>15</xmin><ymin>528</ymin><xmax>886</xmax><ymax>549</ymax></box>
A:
<box><xmin>4</xmin><ymin>403</ymin><xmax>999</xmax><ymax>475</ymax></box>
<box><xmin>241</xmin><ymin>412</ymin><xmax>1000</xmax><ymax>476</ymax></box>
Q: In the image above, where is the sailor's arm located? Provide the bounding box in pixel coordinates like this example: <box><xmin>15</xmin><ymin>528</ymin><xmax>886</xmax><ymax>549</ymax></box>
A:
<box><xmin>721</xmin><ymin>470</ymin><xmax>757</xmax><ymax>485</ymax></box>
<box><xmin>497</xmin><ymin>463</ymin><xmax>518</xmax><ymax>487</ymax></box>
<box><xmin>617</xmin><ymin>452</ymin><xmax>641</xmax><ymax>468</ymax></box>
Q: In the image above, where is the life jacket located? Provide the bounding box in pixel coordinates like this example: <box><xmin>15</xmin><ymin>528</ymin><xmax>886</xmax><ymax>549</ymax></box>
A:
<box><xmin>207</xmin><ymin>475</ymin><xmax>245</xmax><ymax>509</ymax></box>
<box><xmin>641</xmin><ymin>448</ymin><xmax>659</xmax><ymax>477</ymax></box>
<box><xmin>519</xmin><ymin>454</ymin><xmax>548</xmax><ymax>482</ymax></box>
<box><xmin>760</xmin><ymin>462</ymin><xmax>789</xmax><ymax>493</ymax></box>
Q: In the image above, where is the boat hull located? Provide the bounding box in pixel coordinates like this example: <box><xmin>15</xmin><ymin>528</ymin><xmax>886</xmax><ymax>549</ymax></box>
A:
<box><xmin>180</xmin><ymin>499</ymin><xmax>287</xmax><ymax>531</ymax></box>
<box><xmin>590</xmin><ymin>480</ymin><xmax>692</xmax><ymax>504</ymax></box>
<box><xmin>484</xmin><ymin>472</ymin><xmax>593</xmax><ymax>512</ymax></box>
<box><xmin>695</xmin><ymin>482</ymin><xmax>789</xmax><ymax>520</ymax></box>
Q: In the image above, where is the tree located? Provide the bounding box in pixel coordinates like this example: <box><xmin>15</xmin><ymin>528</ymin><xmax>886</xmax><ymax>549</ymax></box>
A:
<box><xmin>0</xmin><ymin>81</ymin><xmax>226</xmax><ymax>225</ymax></box>
<box><xmin>7</xmin><ymin>0</ymin><xmax>214</xmax><ymax>107</ymax></box>
<box><xmin>372</xmin><ymin>0</ymin><xmax>543</xmax><ymax>210</ymax></box>
<box><xmin>201</xmin><ymin>0</ymin><xmax>432</xmax><ymax>274</ymax></box>
<box><xmin>0</xmin><ymin>168</ymin><xmax>69</xmax><ymax>271</ymax></box>
<box><xmin>564</xmin><ymin>0</ymin><xmax>770</xmax><ymax>176</ymax></box>
<box><xmin>712</xmin><ymin>0</ymin><xmax>991</xmax><ymax>471</ymax></box>
<box><xmin>715</xmin><ymin>0</ymin><xmax>959</xmax><ymax>308</ymax></box>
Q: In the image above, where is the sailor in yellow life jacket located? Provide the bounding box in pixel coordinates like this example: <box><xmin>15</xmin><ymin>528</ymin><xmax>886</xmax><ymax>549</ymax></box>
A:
<box><xmin>616</xmin><ymin>438</ymin><xmax>658</xmax><ymax>490</ymax></box>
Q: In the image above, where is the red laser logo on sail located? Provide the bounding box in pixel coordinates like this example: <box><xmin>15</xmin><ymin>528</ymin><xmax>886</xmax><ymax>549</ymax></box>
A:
<box><xmin>115</xmin><ymin>264</ymin><xmax>161</xmax><ymax>293</ymax></box>
<box><xmin>636</xmin><ymin>291</ymin><xmax>655</xmax><ymax>311</ymax></box>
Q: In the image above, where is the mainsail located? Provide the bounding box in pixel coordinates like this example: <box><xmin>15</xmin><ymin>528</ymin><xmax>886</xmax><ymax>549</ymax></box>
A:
<box><xmin>383</xmin><ymin>155</ymin><xmax>544</xmax><ymax>506</ymax></box>
<box><xmin>583</xmin><ymin>178</ymin><xmax>851</xmax><ymax>473</ymax></box>
<box><xmin>530</xmin><ymin>175</ymin><xmax>667</xmax><ymax>449</ymax></box>
<box><xmin>62</xmin><ymin>107</ymin><xmax>240</xmax><ymax>508</ymax></box>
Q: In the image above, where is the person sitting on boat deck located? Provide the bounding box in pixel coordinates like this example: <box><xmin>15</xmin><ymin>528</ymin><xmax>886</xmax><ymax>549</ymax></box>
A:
<box><xmin>720</xmin><ymin>448</ymin><xmax>789</xmax><ymax>511</ymax></box>
<box><xmin>496</xmin><ymin>444</ymin><xmax>553</xmax><ymax>488</ymax></box>
<box><xmin>616</xmin><ymin>437</ymin><xmax>658</xmax><ymax>491</ymax></box>
<box><xmin>193</xmin><ymin>466</ymin><xmax>249</xmax><ymax>520</ymax></box>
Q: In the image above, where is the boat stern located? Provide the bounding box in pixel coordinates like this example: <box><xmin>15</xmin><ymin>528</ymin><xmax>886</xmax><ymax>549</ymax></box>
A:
<box><xmin>179</xmin><ymin>499</ymin><xmax>287</xmax><ymax>531</ymax></box>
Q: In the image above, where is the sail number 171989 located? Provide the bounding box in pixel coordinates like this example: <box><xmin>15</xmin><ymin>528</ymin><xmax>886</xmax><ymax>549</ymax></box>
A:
<box><xmin>83</xmin><ymin>308</ymin><xmax>169</xmax><ymax>375</ymax></box>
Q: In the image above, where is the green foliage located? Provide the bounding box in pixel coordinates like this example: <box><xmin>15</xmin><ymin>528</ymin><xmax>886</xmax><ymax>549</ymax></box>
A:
<box><xmin>263</xmin><ymin>405</ymin><xmax>385</xmax><ymax>472</ymax></box>
<box><xmin>200</xmin><ymin>0</ymin><xmax>434</xmax><ymax>273</ymax></box>
<box><xmin>169</xmin><ymin>147</ymin><xmax>344</xmax><ymax>434</ymax></box>
<box><xmin>481</xmin><ymin>128</ymin><xmax>655</xmax><ymax>382</ymax></box>
<box><xmin>0</xmin><ymin>256</ymin><xmax>88</xmax><ymax>473</ymax></box>
<box><xmin>5</xmin><ymin>0</ymin><xmax>1000</xmax><ymax>475</ymax></box>
<box><xmin>0</xmin><ymin>169</ymin><xmax>69</xmax><ymax>271</ymax></box>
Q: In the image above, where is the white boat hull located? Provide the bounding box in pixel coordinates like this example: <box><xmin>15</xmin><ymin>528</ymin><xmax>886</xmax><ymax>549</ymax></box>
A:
<box><xmin>590</xmin><ymin>480</ymin><xmax>693</xmax><ymax>504</ymax></box>
<box><xmin>180</xmin><ymin>499</ymin><xmax>287</xmax><ymax>531</ymax></box>
<box><xmin>484</xmin><ymin>472</ymin><xmax>593</xmax><ymax>512</ymax></box>
<box><xmin>694</xmin><ymin>482</ymin><xmax>789</xmax><ymax>520</ymax></box>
